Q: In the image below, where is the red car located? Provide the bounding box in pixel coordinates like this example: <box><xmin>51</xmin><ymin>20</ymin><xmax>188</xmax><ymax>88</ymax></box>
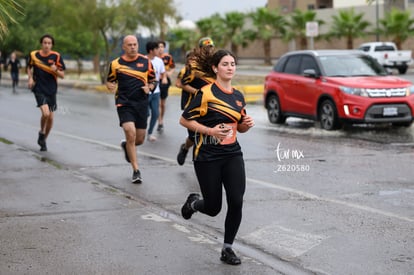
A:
<box><xmin>264</xmin><ymin>50</ymin><xmax>414</xmax><ymax>130</ymax></box>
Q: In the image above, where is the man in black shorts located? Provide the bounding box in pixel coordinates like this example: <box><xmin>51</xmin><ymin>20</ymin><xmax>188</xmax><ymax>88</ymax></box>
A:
<box><xmin>106</xmin><ymin>35</ymin><xmax>156</xmax><ymax>184</ymax></box>
<box><xmin>27</xmin><ymin>34</ymin><xmax>66</xmax><ymax>151</ymax></box>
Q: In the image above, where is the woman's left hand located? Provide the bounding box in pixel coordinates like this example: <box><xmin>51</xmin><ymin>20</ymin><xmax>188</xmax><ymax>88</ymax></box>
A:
<box><xmin>237</xmin><ymin>115</ymin><xmax>254</xmax><ymax>133</ymax></box>
<box><xmin>241</xmin><ymin>115</ymin><xmax>255</xmax><ymax>128</ymax></box>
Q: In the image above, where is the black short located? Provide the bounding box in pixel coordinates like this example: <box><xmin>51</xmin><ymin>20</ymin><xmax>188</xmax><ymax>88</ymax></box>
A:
<box><xmin>117</xmin><ymin>104</ymin><xmax>147</xmax><ymax>129</ymax></box>
<box><xmin>33</xmin><ymin>92</ymin><xmax>57</xmax><ymax>112</ymax></box>
<box><xmin>187</xmin><ymin>129</ymin><xmax>195</xmax><ymax>142</ymax></box>
<box><xmin>159</xmin><ymin>77</ymin><xmax>171</xmax><ymax>99</ymax></box>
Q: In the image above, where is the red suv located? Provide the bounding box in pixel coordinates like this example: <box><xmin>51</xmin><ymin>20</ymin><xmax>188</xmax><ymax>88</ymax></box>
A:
<box><xmin>263</xmin><ymin>50</ymin><xmax>414</xmax><ymax>130</ymax></box>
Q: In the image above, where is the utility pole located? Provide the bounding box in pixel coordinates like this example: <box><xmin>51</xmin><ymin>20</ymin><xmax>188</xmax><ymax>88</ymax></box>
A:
<box><xmin>376</xmin><ymin>0</ymin><xmax>380</xmax><ymax>41</ymax></box>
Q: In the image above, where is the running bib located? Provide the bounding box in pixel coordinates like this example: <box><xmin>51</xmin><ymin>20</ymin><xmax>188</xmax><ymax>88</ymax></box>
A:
<box><xmin>220</xmin><ymin>123</ymin><xmax>237</xmax><ymax>145</ymax></box>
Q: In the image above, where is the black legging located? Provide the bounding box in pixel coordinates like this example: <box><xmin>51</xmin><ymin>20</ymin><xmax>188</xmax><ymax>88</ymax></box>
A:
<box><xmin>193</xmin><ymin>155</ymin><xmax>246</xmax><ymax>244</ymax></box>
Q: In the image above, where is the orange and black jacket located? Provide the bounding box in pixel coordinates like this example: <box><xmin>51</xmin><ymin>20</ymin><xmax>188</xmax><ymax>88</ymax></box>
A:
<box><xmin>182</xmin><ymin>82</ymin><xmax>247</xmax><ymax>161</ymax></box>
<box><xmin>179</xmin><ymin>61</ymin><xmax>215</xmax><ymax>110</ymax></box>
<box><xmin>28</xmin><ymin>50</ymin><xmax>65</xmax><ymax>95</ymax></box>
<box><xmin>107</xmin><ymin>54</ymin><xmax>155</xmax><ymax>106</ymax></box>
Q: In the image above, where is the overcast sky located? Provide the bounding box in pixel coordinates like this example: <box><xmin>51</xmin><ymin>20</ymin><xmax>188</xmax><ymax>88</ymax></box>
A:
<box><xmin>174</xmin><ymin>0</ymin><xmax>268</xmax><ymax>22</ymax></box>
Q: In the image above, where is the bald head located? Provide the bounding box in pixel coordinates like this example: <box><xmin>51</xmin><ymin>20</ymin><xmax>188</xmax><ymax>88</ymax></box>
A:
<box><xmin>122</xmin><ymin>35</ymin><xmax>139</xmax><ymax>59</ymax></box>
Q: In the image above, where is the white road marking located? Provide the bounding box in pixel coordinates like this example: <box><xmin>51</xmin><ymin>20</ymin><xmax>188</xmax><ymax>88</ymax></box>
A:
<box><xmin>243</xmin><ymin>224</ymin><xmax>327</xmax><ymax>257</ymax></box>
<box><xmin>188</xmin><ymin>233</ymin><xmax>216</xmax><ymax>244</ymax></box>
<box><xmin>141</xmin><ymin>213</ymin><xmax>170</xmax><ymax>222</ymax></box>
<box><xmin>172</xmin><ymin>223</ymin><xmax>191</xmax><ymax>233</ymax></box>
<box><xmin>248</xmin><ymin>177</ymin><xmax>414</xmax><ymax>223</ymax></box>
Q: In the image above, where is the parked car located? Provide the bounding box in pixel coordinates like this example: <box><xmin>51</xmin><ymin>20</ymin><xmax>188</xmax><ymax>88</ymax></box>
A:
<box><xmin>263</xmin><ymin>50</ymin><xmax>414</xmax><ymax>130</ymax></box>
<box><xmin>357</xmin><ymin>42</ymin><xmax>412</xmax><ymax>74</ymax></box>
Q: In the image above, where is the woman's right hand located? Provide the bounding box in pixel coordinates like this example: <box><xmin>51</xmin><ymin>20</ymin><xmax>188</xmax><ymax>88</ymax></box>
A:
<box><xmin>210</xmin><ymin>123</ymin><xmax>231</xmax><ymax>140</ymax></box>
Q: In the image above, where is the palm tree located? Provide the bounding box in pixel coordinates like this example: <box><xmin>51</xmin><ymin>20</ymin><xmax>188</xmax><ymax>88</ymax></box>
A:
<box><xmin>286</xmin><ymin>9</ymin><xmax>325</xmax><ymax>50</ymax></box>
<box><xmin>0</xmin><ymin>0</ymin><xmax>23</xmax><ymax>39</ymax></box>
<box><xmin>328</xmin><ymin>8</ymin><xmax>371</xmax><ymax>49</ymax></box>
<box><xmin>250</xmin><ymin>7</ymin><xmax>287</xmax><ymax>65</ymax></box>
<box><xmin>221</xmin><ymin>11</ymin><xmax>254</xmax><ymax>57</ymax></box>
<box><xmin>196</xmin><ymin>14</ymin><xmax>226</xmax><ymax>48</ymax></box>
<box><xmin>379</xmin><ymin>8</ymin><xmax>414</xmax><ymax>49</ymax></box>
<box><xmin>168</xmin><ymin>27</ymin><xmax>198</xmax><ymax>62</ymax></box>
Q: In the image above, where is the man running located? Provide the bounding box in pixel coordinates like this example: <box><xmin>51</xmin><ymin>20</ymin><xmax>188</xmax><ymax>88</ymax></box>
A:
<box><xmin>27</xmin><ymin>34</ymin><xmax>66</xmax><ymax>151</ymax></box>
<box><xmin>106</xmin><ymin>35</ymin><xmax>156</xmax><ymax>183</ymax></box>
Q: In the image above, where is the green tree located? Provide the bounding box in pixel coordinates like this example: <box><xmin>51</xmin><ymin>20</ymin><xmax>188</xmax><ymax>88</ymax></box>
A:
<box><xmin>328</xmin><ymin>8</ymin><xmax>371</xmax><ymax>49</ymax></box>
<box><xmin>196</xmin><ymin>14</ymin><xmax>226</xmax><ymax>48</ymax></box>
<box><xmin>47</xmin><ymin>0</ymin><xmax>98</xmax><ymax>75</ymax></box>
<box><xmin>2</xmin><ymin>0</ymin><xmax>53</xmax><ymax>59</ymax></box>
<box><xmin>249</xmin><ymin>7</ymin><xmax>286</xmax><ymax>65</ymax></box>
<box><xmin>3</xmin><ymin>0</ymin><xmax>97</xmax><ymax>74</ymax></box>
<box><xmin>286</xmin><ymin>9</ymin><xmax>325</xmax><ymax>50</ymax></box>
<box><xmin>0</xmin><ymin>0</ymin><xmax>23</xmax><ymax>40</ymax></box>
<box><xmin>379</xmin><ymin>8</ymin><xmax>414</xmax><ymax>49</ymax></box>
<box><xmin>167</xmin><ymin>27</ymin><xmax>198</xmax><ymax>62</ymax></box>
<box><xmin>93</xmin><ymin>0</ymin><xmax>140</xmax><ymax>82</ymax></box>
<box><xmin>138</xmin><ymin>0</ymin><xmax>178</xmax><ymax>41</ymax></box>
<box><xmin>221</xmin><ymin>11</ymin><xmax>254</xmax><ymax>57</ymax></box>
<box><xmin>3</xmin><ymin>0</ymin><xmax>179</xmax><ymax>81</ymax></box>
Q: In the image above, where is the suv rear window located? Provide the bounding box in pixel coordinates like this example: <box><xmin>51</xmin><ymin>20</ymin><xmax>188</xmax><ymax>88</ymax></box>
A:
<box><xmin>374</xmin><ymin>45</ymin><xmax>395</xmax><ymax>51</ymax></box>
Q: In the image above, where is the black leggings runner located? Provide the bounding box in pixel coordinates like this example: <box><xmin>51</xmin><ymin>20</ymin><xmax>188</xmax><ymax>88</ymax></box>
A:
<box><xmin>193</xmin><ymin>155</ymin><xmax>246</xmax><ymax>244</ymax></box>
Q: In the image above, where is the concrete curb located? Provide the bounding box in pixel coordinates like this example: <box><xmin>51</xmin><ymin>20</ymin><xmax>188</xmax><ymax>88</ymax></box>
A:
<box><xmin>1</xmin><ymin>74</ymin><xmax>264</xmax><ymax>104</ymax></box>
<box><xmin>90</xmin><ymin>84</ymin><xmax>263</xmax><ymax>104</ymax></box>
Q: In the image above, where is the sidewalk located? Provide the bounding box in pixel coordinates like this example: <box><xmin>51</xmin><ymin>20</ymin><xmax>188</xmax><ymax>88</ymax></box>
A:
<box><xmin>0</xmin><ymin>140</ymin><xmax>280</xmax><ymax>274</ymax></box>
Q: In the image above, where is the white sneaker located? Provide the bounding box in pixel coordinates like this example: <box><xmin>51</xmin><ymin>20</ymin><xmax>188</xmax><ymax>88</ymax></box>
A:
<box><xmin>148</xmin><ymin>135</ymin><xmax>157</xmax><ymax>142</ymax></box>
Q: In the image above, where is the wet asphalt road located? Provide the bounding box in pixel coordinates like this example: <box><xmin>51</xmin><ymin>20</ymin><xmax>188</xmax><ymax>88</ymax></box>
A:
<box><xmin>0</xmin><ymin>73</ymin><xmax>413</xmax><ymax>274</ymax></box>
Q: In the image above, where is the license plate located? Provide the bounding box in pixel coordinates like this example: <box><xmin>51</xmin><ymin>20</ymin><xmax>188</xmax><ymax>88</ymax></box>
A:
<box><xmin>383</xmin><ymin>107</ymin><xmax>398</xmax><ymax>116</ymax></box>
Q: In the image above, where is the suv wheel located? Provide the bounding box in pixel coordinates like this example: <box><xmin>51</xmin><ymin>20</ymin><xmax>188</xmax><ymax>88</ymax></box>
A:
<box><xmin>266</xmin><ymin>94</ymin><xmax>286</xmax><ymax>124</ymax></box>
<box><xmin>319</xmin><ymin>100</ymin><xmax>340</xmax><ymax>130</ymax></box>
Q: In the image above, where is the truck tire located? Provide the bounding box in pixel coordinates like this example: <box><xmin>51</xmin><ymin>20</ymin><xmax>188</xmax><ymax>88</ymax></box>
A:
<box><xmin>397</xmin><ymin>65</ymin><xmax>408</xmax><ymax>74</ymax></box>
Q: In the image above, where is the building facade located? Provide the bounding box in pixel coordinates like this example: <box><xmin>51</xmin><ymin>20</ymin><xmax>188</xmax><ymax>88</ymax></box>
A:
<box><xmin>237</xmin><ymin>0</ymin><xmax>414</xmax><ymax>63</ymax></box>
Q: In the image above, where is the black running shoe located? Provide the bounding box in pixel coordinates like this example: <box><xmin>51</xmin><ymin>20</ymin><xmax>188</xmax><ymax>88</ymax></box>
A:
<box><xmin>220</xmin><ymin>247</ymin><xmax>241</xmax><ymax>265</ymax></box>
<box><xmin>177</xmin><ymin>143</ymin><xmax>188</xmax><ymax>166</ymax></box>
<box><xmin>120</xmin><ymin>140</ymin><xmax>130</xmax><ymax>163</ymax></box>
<box><xmin>157</xmin><ymin>124</ymin><xmax>164</xmax><ymax>133</ymax></box>
<box><xmin>40</xmin><ymin>143</ymin><xmax>47</xmax><ymax>151</ymax></box>
<box><xmin>38</xmin><ymin>132</ymin><xmax>47</xmax><ymax>151</ymax></box>
<box><xmin>132</xmin><ymin>170</ymin><xmax>142</xmax><ymax>184</ymax></box>
<box><xmin>181</xmin><ymin>193</ymin><xmax>200</xmax><ymax>219</ymax></box>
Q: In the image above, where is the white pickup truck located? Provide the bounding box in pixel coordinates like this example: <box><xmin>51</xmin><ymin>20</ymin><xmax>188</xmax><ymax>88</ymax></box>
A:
<box><xmin>357</xmin><ymin>42</ymin><xmax>412</xmax><ymax>74</ymax></box>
